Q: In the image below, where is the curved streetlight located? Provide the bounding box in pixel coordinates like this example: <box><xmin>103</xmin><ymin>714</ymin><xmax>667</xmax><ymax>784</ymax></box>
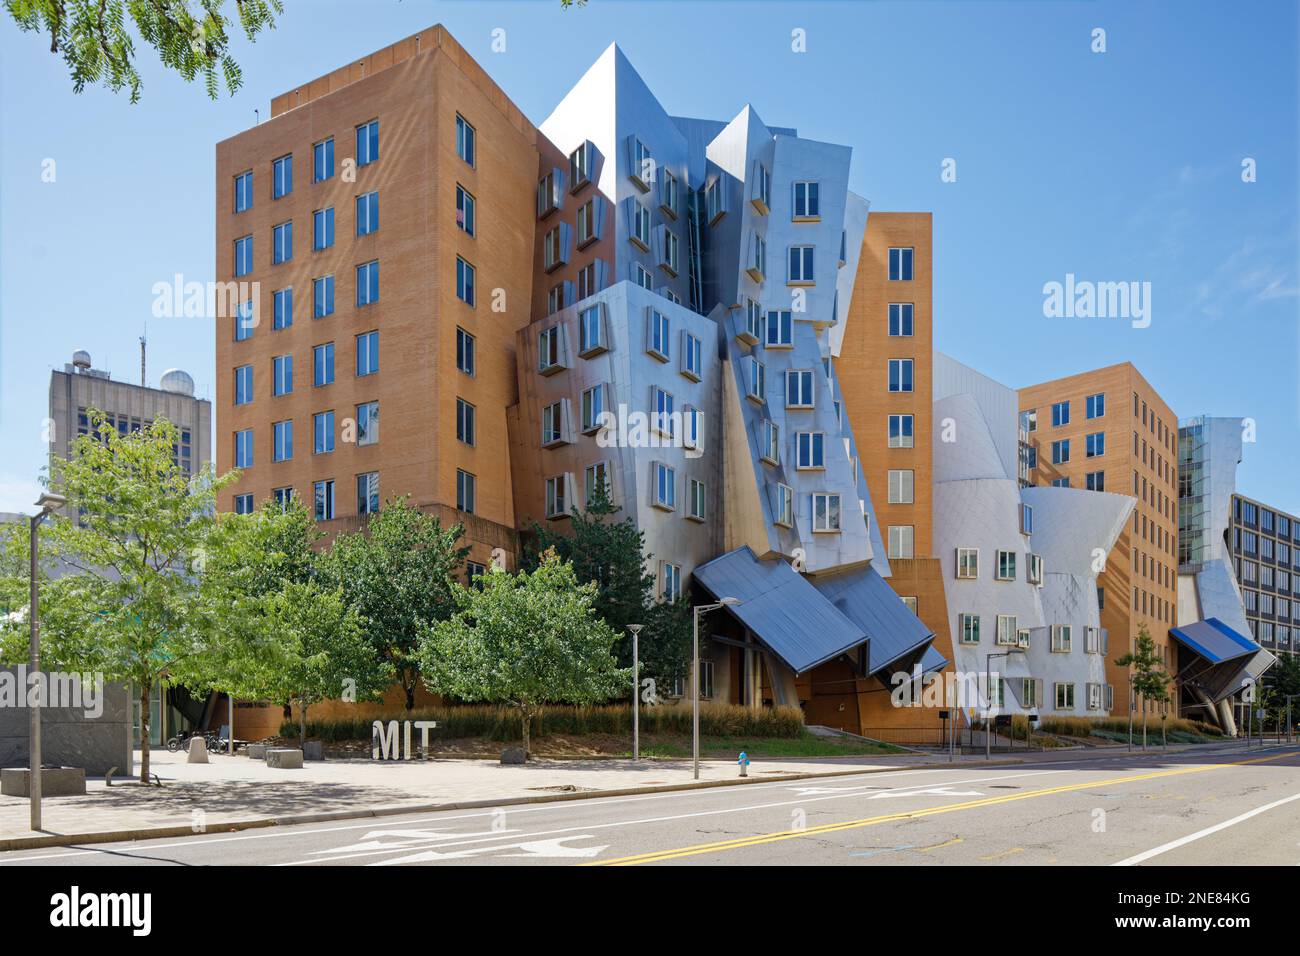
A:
<box><xmin>29</xmin><ymin>491</ymin><xmax>67</xmax><ymax>832</ymax></box>
<box><xmin>693</xmin><ymin>597</ymin><xmax>740</xmax><ymax>779</ymax></box>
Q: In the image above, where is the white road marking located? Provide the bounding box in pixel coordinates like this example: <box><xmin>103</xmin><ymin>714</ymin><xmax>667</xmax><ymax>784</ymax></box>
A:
<box><xmin>1112</xmin><ymin>791</ymin><xmax>1300</xmax><ymax>866</ymax></box>
<box><xmin>371</xmin><ymin>836</ymin><xmax>607</xmax><ymax>865</ymax></box>
<box><xmin>279</xmin><ymin>770</ymin><xmax>1059</xmax><ymax>866</ymax></box>
<box><xmin>0</xmin><ymin>764</ymin><xmax>1053</xmax><ymax>864</ymax></box>
<box><xmin>868</xmin><ymin>786</ymin><xmax>984</xmax><ymax>800</ymax></box>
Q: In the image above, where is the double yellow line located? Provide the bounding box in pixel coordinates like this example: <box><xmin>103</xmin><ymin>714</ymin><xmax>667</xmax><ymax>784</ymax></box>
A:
<box><xmin>586</xmin><ymin>749</ymin><xmax>1297</xmax><ymax>866</ymax></box>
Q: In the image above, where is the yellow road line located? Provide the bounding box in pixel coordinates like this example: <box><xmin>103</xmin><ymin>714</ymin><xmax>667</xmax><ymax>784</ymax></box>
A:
<box><xmin>919</xmin><ymin>837</ymin><xmax>963</xmax><ymax>853</ymax></box>
<box><xmin>586</xmin><ymin>750</ymin><xmax>1296</xmax><ymax>866</ymax></box>
<box><xmin>981</xmin><ymin>847</ymin><xmax>1024</xmax><ymax>861</ymax></box>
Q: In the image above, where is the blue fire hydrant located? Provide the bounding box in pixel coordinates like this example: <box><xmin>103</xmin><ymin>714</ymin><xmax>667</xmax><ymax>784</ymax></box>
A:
<box><xmin>738</xmin><ymin>751</ymin><xmax>750</xmax><ymax>777</ymax></box>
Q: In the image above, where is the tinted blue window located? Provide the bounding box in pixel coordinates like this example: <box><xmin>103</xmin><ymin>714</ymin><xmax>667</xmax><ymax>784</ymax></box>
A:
<box><xmin>273</xmin><ymin>221</ymin><xmax>293</xmax><ymax>264</ymax></box>
<box><xmin>234</xmin><ymin>236</ymin><xmax>253</xmax><ymax>277</ymax></box>
<box><xmin>235</xmin><ymin>429</ymin><xmax>253</xmax><ymax>467</ymax></box>
<box><xmin>356</xmin><ymin>192</ymin><xmax>379</xmax><ymax>236</ymax></box>
<box><xmin>273</xmin><ymin>288</ymin><xmax>293</xmax><ymax>330</ymax></box>
<box><xmin>314</xmin><ymin>343</ymin><xmax>335</xmax><ymax>386</ymax></box>
<box><xmin>314</xmin><ymin>411</ymin><xmax>335</xmax><ymax>454</ymax></box>
<box><xmin>234</xmin><ymin>171</ymin><xmax>253</xmax><ymax>213</ymax></box>
<box><xmin>356</xmin><ymin>331</ymin><xmax>379</xmax><ymax>376</ymax></box>
<box><xmin>313</xmin><ymin>138</ymin><xmax>334</xmax><ymax>183</ymax></box>
<box><xmin>888</xmin><ymin>303</ymin><xmax>913</xmax><ymax>336</ymax></box>
<box><xmin>234</xmin><ymin>365</ymin><xmax>253</xmax><ymax>405</ymax></box>
<box><xmin>356</xmin><ymin>261</ymin><xmax>379</xmax><ymax>306</ymax></box>
<box><xmin>234</xmin><ymin>301</ymin><xmax>255</xmax><ymax>341</ymax></box>
<box><xmin>314</xmin><ymin>275</ymin><xmax>334</xmax><ymax>318</ymax></box>
<box><xmin>357</xmin><ymin>120</ymin><xmax>379</xmax><ymax>166</ymax></box>
<box><xmin>273</xmin><ymin>420</ymin><xmax>293</xmax><ymax>462</ymax></box>
<box><xmin>273</xmin><ymin>155</ymin><xmax>292</xmax><ymax>199</ymax></box>
<box><xmin>313</xmin><ymin>208</ymin><xmax>334</xmax><ymax>250</ymax></box>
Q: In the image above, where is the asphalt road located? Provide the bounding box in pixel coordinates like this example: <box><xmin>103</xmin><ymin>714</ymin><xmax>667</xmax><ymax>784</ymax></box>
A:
<box><xmin>4</xmin><ymin>744</ymin><xmax>1298</xmax><ymax>867</ymax></box>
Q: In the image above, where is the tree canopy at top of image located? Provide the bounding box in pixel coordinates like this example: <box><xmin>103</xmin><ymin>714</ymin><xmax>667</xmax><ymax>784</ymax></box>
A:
<box><xmin>4</xmin><ymin>0</ymin><xmax>283</xmax><ymax>102</ymax></box>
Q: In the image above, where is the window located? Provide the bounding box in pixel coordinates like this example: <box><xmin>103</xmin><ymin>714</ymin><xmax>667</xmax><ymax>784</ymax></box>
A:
<box><xmin>457</xmin><ymin>398</ymin><xmax>476</xmax><ymax>446</ymax></box>
<box><xmin>234</xmin><ymin>493</ymin><xmax>254</xmax><ymax>515</ymax></box>
<box><xmin>814</xmin><ymin>493</ymin><xmax>843</xmax><ymax>533</ymax></box>
<box><xmin>272</xmin><ymin>287</ymin><xmax>293</xmax><ymax>330</ymax></box>
<box><xmin>792</xmin><ymin>180</ymin><xmax>819</xmax><ymax>219</ymax></box>
<box><xmin>651</xmin><ymin>386</ymin><xmax>674</xmax><ymax>438</ymax></box>
<box><xmin>356</xmin><ymin>260</ymin><xmax>380</xmax><ymax>306</ymax></box>
<box><xmin>357</xmin><ymin>472</ymin><xmax>380</xmax><ymax>515</ymax></box>
<box><xmin>356</xmin><ymin>119</ymin><xmax>379</xmax><ymax>167</ymax></box>
<box><xmin>313</xmin><ymin>344</ymin><xmax>334</xmax><ymax>387</ymax></box>
<box><xmin>747</xmin><ymin>358</ymin><xmax>766</xmax><ymax>403</ymax></box>
<box><xmin>356</xmin><ymin>401</ymin><xmax>379</xmax><ymax>446</ymax></box>
<box><xmin>273</xmin><ymin>420</ymin><xmax>293</xmax><ymax>462</ymax></box>
<box><xmin>705</xmin><ymin>177</ymin><xmax>727</xmax><ymax>223</ymax></box>
<box><xmin>1086</xmin><ymin>470</ymin><xmax>1105</xmax><ymax>492</ymax></box>
<box><xmin>456</xmin><ymin>184</ymin><xmax>475</xmax><ymax>236</ymax></box>
<box><xmin>630</xmin><ymin>201</ymin><xmax>651</xmax><ymax>250</ymax></box>
<box><xmin>356</xmin><ymin>330</ymin><xmax>379</xmax><ymax>376</ymax></box>
<box><xmin>313</xmin><ymin>137</ymin><xmax>334</xmax><ymax>183</ymax></box>
<box><xmin>888</xmin><ymin>469</ymin><xmax>915</xmax><ymax>503</ymax></box>
<box><xmin>457</xmin><ymin>469</ymin><xmax>476</xmax><ymax>513</ymax></box>
<box><xmin>272</xmin><ymin>154</ymin><xmax>292</xmax><ymax>199</ymax></box>
<box><xmin>1027</xmin><ymin>553</ymin><xmax>1043</xmax><ymax>585</ymax></box>
<box><xmin>545</xmin><ymin>475</ymin><xmax>569</xmax><ymax>518</ymax></box>
<box><xmin>959</xmin><ymin>613</ymin><xmax>981</xmax><ymax>645</ymax></box>
<box><xmin>456</xmin><ymin>114</ymin><xmax>475</xmax><ymax>166</ymax></box>
<box><xmin>774</xmin><ymin>483</ymin><xmax>794</xmax><ymax>527</ymax></box>
<box><xmin>543</xmin><ymin>223</ymin><xmax>569</xmax><ymax>271</ymax></box>
<box><xmin>1051</xmin><ymin>439</ymin><xmax>1070</xmax><ymax>465</ymax></box>
<box><xmin>313</xmin><ymin>480</ymin><xmax>334</xmax><ymax>520</ymax></box>
<box><xmin>786</xmin><ymin>370</ymin><xmax>814</xmax><ymax>408</ymax></box>
<box><xmin>273</xmin><ymin>221</ymin><xmax>293</xmax><ymax>264</ymax></box>
<box><xmin>787</xmin><ymin>246</ymin><xmax>815</xmax><ymax>284</ymax></box>
<box><xmin>234</xmin><ymin>235</ymin><xmax>253</xmax><ymax>277</ymax></box>
<box><xmin>629</xmin><ymin>137</ymin><xmax>653</xmax><ymax>191</ymax></box>
<box><xmin>682</xmin><ymin>331</ymin><xmax>703</xmax><ymax>381</ymax></box>
<box><xmin>765</xmin><ymin>309</ymin><xmax>793</xmax><ymax>348</ymax></box>
<box><xmin>356</xmin><ymin>191</ymin><xmax>379</xmax><ymax>236</ymax></box>
<box><xmin>647</xmin><ymin>309</ymin><xmax>670</xmax><ymax>361</ymax></box>
<box><xmin>1086</xmin><ymin>392</ymin><xmax>1105</xmax><ymax>419</ymax></box>
<box><xmin>539</xmin><ymin>326</ymin><xmax>565</xmax><ymax>375</ymax></box>
<box><xmin>540</xmin><ymin>401</ymin><xmax>565</xmax><ymax>447</ymax></box>
<box><xmin>1086</xmin><ymin>431</ymin><xmax>1105</xmax><ymax>458</ymax></box>
<box><xmin>996</xmin><ymin>615</ymin><xmax>1018</xmax><ymax>647</ymax></box>
<box><xmin>234</xmin><ymin>300</ymin><xmax>255</xmax><ymax>341</ymax></box>
<box><xmin>888</xmin><ymin>359</ymin><xmax>914</xmax><ymax>392</ymax></box>
<box><xmin>234</xmin><ymin>170</ymin><xmax>253</xmax><ymax>213</ymax></box>
<box><xmin>996</xmin><ymin>550</ymin><xmax>1017</xmax><ymax>581</ymax></box>
<box><xmin>888</xmin><ymin>247</ymin><xmax>913</xmax><ymax>281</ymax></box>
<box><xmin>660</xmin><ymin>168</ymin><xmax>679</xmax><ymax>217</ymax></box>
<box><xmin>888</xmin><ymin>524</ymin><xmax>914</xmax><ymax>558</ymax></box>
<box><xmin>1051</xmin><ymin>401</ymin><xmax>1070</xmax><ymax>427</ymax></box>
<box><xmin>1050</xmin><ymin>625</ymin><xmax>1072</xmax><ymax>653</ymax></box>
<box><xmin>888</xmin><ymin>303</ymin><xmax>914</xmax><ymax>337</ymax></box>
<box><xmin>653</xmin><ymin>462</ymin><xmax>676</xmax><ymax>510</ymax></box>
<box><xmin>1085</xmin><ymin>627</ymin><xmax>1106</xmax><ymax>655</ymax></box>
<box><xmin>234</xmin><ymin>365</ymin><xmax>253</xmax><ymax>405</ymax></box>
<box><xmin>1051</xmin><ymin>477</ymin><xmax>1070</xmax><ymax>488</ymax></box>
<box><xmin>796</xmin><ymin>431</ymin><xmax>826</xmax><ymax>470</ymax></box>
<box><xmin>272</xmin><ymin>354</ymin><xmax>293</xmax><ymax>396</ymax></box>
<box><xmin>749</xmin><ymin>162</ymin><xmax>771</xmax><ymax>212</ymax></box>
<box><xmin>956</xmin><ymin>548</ymin><xmax>979</xmax><ymax>579</ymax></box>
<box><xmin>313</xmin><ymin>275</ymin><xmax>334</xmax><ymax>318</ymax></box>
<box><xmin>888</xmin><ymin>414</ymin><xmax>914</xmax><ymax>448</ymax></box>
<box><xmin>660</xmin><ymin>228</ymin><xmax>681</xmax><ymax>276</ymax></box>
<box><xmin>537</xmin><ymin>168</ymin><xmax>563</xmax><ymax>218</ymax></box>
<box><xmin>1020</xmin><ymin>503</ymin><xmax>1033</xmax><ymax>535</ymax></box>
<box><xmin>661</xmin><ymin>562</ymin><xmax>682</xmax><ymax>602</ymax></box>
<box><xmin>313</xmin><ymin>411</ymin><xmax>334</xmax><ymax>454</ymax></box>
<box><xmin>575</xmin><ymin>304</ymin><xmax>607</xmax><ymax>358</ymax></box>
<box><xmin>313</xmin><ymin>207</ymin><xmax>335</xmax><ymax>250</ymax></box>
<box><xmin>584</xmin><ymin>461</ymin><xmax>611</xmax><ymax>504</ymax></box>
<box><xmin>576</xmin><ymin>197</ymin><xmax>602</xmax><ymax>247</ymax></box>
<box><xmin>581</xmin><ymin>383</ymin><xmax>608</xmax><ymax>434</ymax></box>
<box><xmin>234</xmin><ymin>429</ymin><xmax>254</xmax><ymax>469</ymax></box>
<box><xmin>569</xmin><ymin>141</ymin><xmax>593</xmax><ymax>191</ymax></box>
<box><xmin>634</xmin><ymin>263</ymin><xmax>654</xmax><ymax>290</ymax></box>
<box><xmin>456</xmin><ymin>328</ymin><xmax>475</xmax><ymax>376</ymax></box>
<box><xmin>1055</xmin><ymin>683</ymin><xmax>1075</xmax><ymax>710</ymax></box>
<box><xmin>456</xmin><ymin>257</ymin><xmax>475</xmax><ymax>306</ymax></box>
<box><xmin>737</xmin><ymin>298</ymin><xmax>762</xmax><ymax>344</ymax></box>
<box><xmin>683</xmin><ymin>405</ymin><xmax>702</xmax><ymax>451</ymax></box>
<box><xmin>687</xmin><ymin>479</ymin><xmax>706</xmax><ymax>522</ymax></box>
<box><xmin>761</xmin><ymin>420</ymin><xmax>780</xmax><ymax>465</ymax></box>
<box><xmin>748</xmin><ymin>233</ymin><xmax>767</xmax><ymax>280</ymax></box>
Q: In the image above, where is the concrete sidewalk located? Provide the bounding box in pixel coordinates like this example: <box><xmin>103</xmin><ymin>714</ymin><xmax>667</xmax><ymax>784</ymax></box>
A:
<box><xmin>0</xmin><ymin>740</ymin><xmax>1263</xmax><ymax>851</ymax></box>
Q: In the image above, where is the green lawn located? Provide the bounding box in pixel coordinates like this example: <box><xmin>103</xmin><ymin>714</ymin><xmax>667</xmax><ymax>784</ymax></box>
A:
<box><xmin>626</xmin><ymin>733</ymin><xmax>906</xmax><ymax>760</ymax></box>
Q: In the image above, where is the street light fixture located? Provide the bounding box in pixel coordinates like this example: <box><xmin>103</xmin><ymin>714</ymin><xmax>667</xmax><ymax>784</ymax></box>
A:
<box><xmin>29</xmin><ymin>490</ymin><xmax>67</xmax><ymax>832</ymax></box>
<box><xmin>692</xmin><ymin>597</ymin><xmax>740</xmax><ymax>780</ymax></box>
<box><xmin>626</xmin><ymin>624</ymin><xmax>643</xmax><ymax>761</ymax></box>
<box><xmin>985</xmin><ymin>648</ymin><xmax>1025</xmax><ymax>761</ymax></box>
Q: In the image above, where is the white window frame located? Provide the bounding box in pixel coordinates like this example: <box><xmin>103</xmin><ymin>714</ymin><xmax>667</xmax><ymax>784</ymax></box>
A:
<box><xmin>813</xmin><ymin>492</ymin><xmax>842</xmax><ymax>533</ymax></box>
<box><xmin>956</xmin><ymin>547</ymin><xmax>979</xmax><ymax>580</ymax></box>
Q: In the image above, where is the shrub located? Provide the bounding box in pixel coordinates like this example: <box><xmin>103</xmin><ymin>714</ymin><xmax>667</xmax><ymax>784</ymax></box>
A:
<box><xmin>280</xmin><ymin>702</ymin><xmax>806</xmax><ymax>743</ymax></box>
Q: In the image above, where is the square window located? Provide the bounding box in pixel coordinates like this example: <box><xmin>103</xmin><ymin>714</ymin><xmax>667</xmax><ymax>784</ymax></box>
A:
<box><xmin>888</xmin><ymin>469</ymin><xmax>914</xmax><ymax>504</ymax></box>
<box><xmin>787</xmin><ymin>245</ymin><xmax>815</xmax><ymax>284</ymax></box>
<box><xmin>888</xmin><ymin>525</ymin><xmax>914</xmax><ymax>558</ymax></box>
<box><xmin>888</xmin><ymin>247</ymin><xmax>913</xmax><ymax>281</ymax></box>
<box><xmin>796</xmin><ymin>431</ymin><xmax>826</xmax><ymax>470</ymax></box>
<box><xmin>792</xmin><ymin>180</ymin><xmax>819</xmax><ymax>219</ymax></box>
<box><xmin>956</xmin><ymin>548</ymin><xmax>979</xmax><ymax>579</ymax></box>
<box><xmin>786</xmin><ymin>370</ymin><xmax>814</xmax><ymax>408</ymax></box>
<box><xmin>888</xmin><ymin>359</ymin><xmax>914</xmax><ymax>393</ymax></box>
<box><xmin>888</xmin><ymin>414</ymin><xmax>914</xmax><ymax>448</ymax></box>
<box><xmin>765</xmin><ymin>309</ymin><xmax>793</xmax><ymax>348</ymax></box>
<box><xmin>814</xmin><ymin>493</ymin><xmax>842</xmax><ymax>533</ymax></box>
<box><xmin>888</xmin><ymin>303</ymin><xmax>914</xmax><ymax>337</ymax></box>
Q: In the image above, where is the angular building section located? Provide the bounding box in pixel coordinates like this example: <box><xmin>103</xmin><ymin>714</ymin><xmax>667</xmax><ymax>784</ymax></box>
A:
<box><xmin>1227</xmin><ymin>493</ymin><xmax>1299</xmax><ymax>662</ymax></box>
<box><xmin>1019</xmin><ymin>365</ymin><xmax>1180</xmax><ymax>716</ymax></box>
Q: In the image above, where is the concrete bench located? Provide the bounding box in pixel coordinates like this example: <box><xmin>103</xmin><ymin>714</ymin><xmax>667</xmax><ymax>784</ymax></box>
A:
<box><xmin>247</xmin><ymin>744</ymin><xmax>267</xmax><ymax>760</ymax></box>
<box><xmin>303</xmin><ymin>741</ymin><xmax>323</xmax><ymax>761</ymax></box>
<box><xmin>1</xmin><ymin>767</ymin><xmax>87</xmax><ymax>797</ymax></box>
<box><xmin>265</xmin><ymin>749</ymin><xmax>304</xmax><ymax>769</ymax></box>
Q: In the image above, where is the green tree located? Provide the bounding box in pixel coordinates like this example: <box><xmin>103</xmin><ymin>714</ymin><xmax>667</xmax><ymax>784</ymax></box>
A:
<box><xmin>4</xmin><ymin>0</ymin><xmax>283</xmax><ymax>102</ymax></box>
<box><xmin>420</xmin><ymin>551</ymin><xmax>628</xmax><ymax>757</ymax></box>
<box><xmin>318</xmin><ymin>497</ymin><xmax>468</xmax><ymax>711</ymax></box>
<box><xmin>256</xmin><ymin>580</ymin><xmax>388</xmax><ymax>747</ymax></box>
<box><xmin>525</xmin><ymin>484</ymin><xmax>692</xmax><ymax>697</ymax></box>
<box><xmin>1116</xmin><ymin>624</ymin><xmax>1172</xmax><ymax>749</ymax></box>
<box><xmin>0</xmin><ymin>520</ymin><xmax>35</xmax><ymax>617</ymax></box>
<box><xmin>38</xmin><ymin>412</ymin><xmax>236</xmax><ymax>781</ymax></box>
<box><xmin>1268</xmin><ymin>654</ymin><xmax>1300</xmax><ymax>737</ymax></box>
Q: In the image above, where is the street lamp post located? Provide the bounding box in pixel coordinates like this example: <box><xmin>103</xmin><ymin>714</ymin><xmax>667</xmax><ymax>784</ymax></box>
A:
<box><xmin>28</xmin><ymin>491</ymin><xmax>67</xmax><ymax>833</ymax></box>
<box><xmin>627</xmin><ymin>624</ymin><xmax>643</xmax><ymax>761</ymax></box>
<box><xmin>692</xmin><ymin>597</ymin><xmax>740</xmax><ymax>780</ymax></box>
<box><xmin>984</xmin><ymin>649</ymin><xmax>1024</xmax><ymax>761</ymax></box>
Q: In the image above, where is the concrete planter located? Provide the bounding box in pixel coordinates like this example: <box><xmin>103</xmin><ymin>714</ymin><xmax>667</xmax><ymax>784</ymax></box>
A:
<box><xmin>302</xmin><ymin>741</ymin><xmax>323</xmax><ymax>761</ymax></box>
<box><xmin>1</xmin><ymin>766</ymin><xmax>87</xmax><ymax>797</ymax></box>
<box><xmin>247</xmin><ymin>744</ymin><xmax>267</xmax><ymax>760</ymax></box>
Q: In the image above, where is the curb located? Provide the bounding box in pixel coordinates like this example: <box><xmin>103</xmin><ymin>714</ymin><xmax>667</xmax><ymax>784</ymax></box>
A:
<box><xmin>0</xmin><ymin>742</ymin><xmax>1283</xmax><ymax>853</ymax></box>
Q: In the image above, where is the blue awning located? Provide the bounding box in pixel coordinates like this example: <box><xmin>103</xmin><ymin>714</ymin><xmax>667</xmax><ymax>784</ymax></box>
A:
<box><xmin>1169</xmin><ymin>618</ymin><xmax>1258</xmax><ymax>664</ymax></box>
<box><xmin>809</xmin><ymin>564</ymin><xmax>936</xmax><ymax>676</ymax></box>
<box><xmin>692</xmin><ymin>546</ymin><xmax>868</xmax><ymax>674</ymax></box>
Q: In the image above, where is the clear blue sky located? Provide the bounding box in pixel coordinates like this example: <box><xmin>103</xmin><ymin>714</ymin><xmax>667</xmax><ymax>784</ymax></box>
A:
<box><xmin>1</xmin><ymin>0</ymin><xmax>1296</xmax><ymax>515</ymax></box>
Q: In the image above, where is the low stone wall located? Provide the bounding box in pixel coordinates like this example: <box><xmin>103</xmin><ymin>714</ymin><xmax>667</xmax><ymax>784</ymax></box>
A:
<box><xmin>0</xmin><ymin>670</ymin><xmax>132</xmax><ymax>776</ymax></box>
